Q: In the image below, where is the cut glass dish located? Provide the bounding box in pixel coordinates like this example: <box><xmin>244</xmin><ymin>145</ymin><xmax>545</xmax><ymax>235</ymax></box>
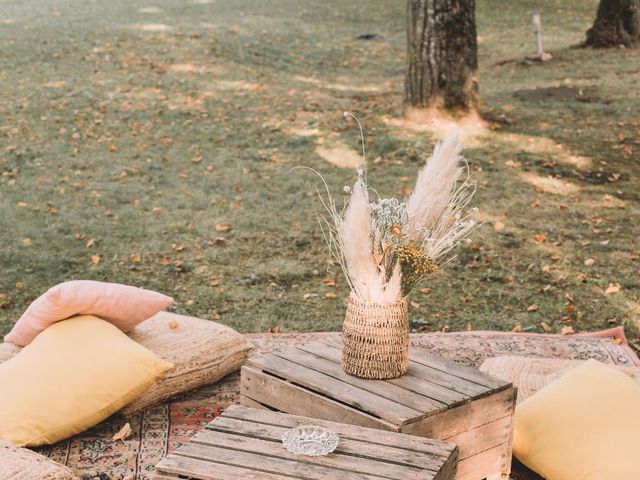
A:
<box><xmin>281</xmin><ymin>424</ymin><xmax>339</xmax><ymax>456</ymax></box>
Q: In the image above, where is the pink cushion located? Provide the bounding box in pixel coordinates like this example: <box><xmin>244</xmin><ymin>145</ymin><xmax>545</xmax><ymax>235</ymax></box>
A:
<box><xmin>4</xmin><ymin>281</ymin><xmax>173</xmax><ymax>346</ymax></box>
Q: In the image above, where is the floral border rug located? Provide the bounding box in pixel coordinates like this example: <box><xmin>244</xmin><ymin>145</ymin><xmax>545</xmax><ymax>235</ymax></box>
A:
<box><xmin>37</xmin><ymin>327</ymin><xmax>639</xmax><ymax>480</ymax></box>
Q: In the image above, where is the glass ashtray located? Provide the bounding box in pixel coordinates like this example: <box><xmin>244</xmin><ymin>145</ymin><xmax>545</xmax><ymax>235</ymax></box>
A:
<box><xmin>281</xmin><ymin>424</ymin><xmax>339</xmax><ymax>456</ymax></box>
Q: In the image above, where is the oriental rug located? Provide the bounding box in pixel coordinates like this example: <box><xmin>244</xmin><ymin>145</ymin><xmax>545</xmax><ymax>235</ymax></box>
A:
<box><xmin>36</xmin><ymin>327</ymin><xmax>638</xmax><ymax>480</ymax></box>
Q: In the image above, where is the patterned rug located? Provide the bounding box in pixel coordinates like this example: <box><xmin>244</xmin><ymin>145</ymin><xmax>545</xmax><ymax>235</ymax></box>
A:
<box><xmin>37</xmin><ymin>328</ymin><xmax>639</xmax><ymax>480</ymax></box>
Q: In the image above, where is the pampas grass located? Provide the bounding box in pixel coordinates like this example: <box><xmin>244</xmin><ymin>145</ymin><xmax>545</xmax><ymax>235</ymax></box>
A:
<box><xmin>312</xmin><ymin>127</ymin><xmax>477</xmax><ymax>303</ymax></box>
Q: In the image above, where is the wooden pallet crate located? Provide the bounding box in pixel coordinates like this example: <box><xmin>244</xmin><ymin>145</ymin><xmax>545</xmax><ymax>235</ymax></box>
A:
<box><xmin>154</xmin><ymin>405</ymin><xmax>458</xmax><ymax>479</ymax></box>
<box><xmin>241</xmin><ymin>338</ymin><xmax>516</xmax><ymax>480</ymax></box>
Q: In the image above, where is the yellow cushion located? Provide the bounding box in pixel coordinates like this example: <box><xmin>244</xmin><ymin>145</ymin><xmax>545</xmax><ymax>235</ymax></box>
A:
<box><xmin>513</xmin><ymin>359</ymin><xmax>640</xmax><ymax>480</ymax></box>
<box><xmin>0</xmin><ymin>315</ymin><xmax>173</xmax><ymax>446</ymax></box>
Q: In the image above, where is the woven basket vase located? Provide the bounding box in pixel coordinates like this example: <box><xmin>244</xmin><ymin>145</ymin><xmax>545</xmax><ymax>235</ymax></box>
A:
<box><xmin>342</xmin><ymin>294</ymin><xmax>409</xmax><ymax>379</ymax></box>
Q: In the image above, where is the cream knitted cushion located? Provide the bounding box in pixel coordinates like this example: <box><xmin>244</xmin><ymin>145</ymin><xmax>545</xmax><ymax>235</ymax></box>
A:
<box><xmin>121</xmin><ymin>311</ymin><xmax>253</xmax><ymax>416</ymax></box>
<box><xmin>480</xmin><ymin>355</ymin><xmax>640</xmax><ymax>403</ymax></box>
<box><xmin>0</xmin><ymin>311</ymin><xmax>252</xmax><ymax>417</ymax></box>
<box><xmin>0</xmin><ymin>440</ymin><xmax>78</xmax><ymax>480</ymax></box>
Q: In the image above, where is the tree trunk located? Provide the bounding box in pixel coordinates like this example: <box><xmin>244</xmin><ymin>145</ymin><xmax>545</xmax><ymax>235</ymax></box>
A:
<box><xmin>586</xmin><ymin>0</ymin><xmax>640</xmax><ymax>48</ymax></box>
<box><xmin>405</xmin><ymin>0</ymin><xmax>478</xmax><ymax>112</ymax></box>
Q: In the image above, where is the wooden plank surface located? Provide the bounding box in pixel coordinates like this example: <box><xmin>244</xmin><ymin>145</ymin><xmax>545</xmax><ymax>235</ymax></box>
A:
<box><xmin>277</xmin><ymin>345</ymin><xmax>447</xmax><ymax>414</ymax></box>
<box><xmin>190</xmin><ymin>430</ymin><xmax>428</xmax><ymax>480</ymax></box>
<box><xmin>409</xmin><ymin>349</ymin><xmax>509</xmax><ymax>392</ymax></box>
<box><xmin>445</xmin><ymin>415</ymin><xmax>512</xmax><ymax>460</ymax></box>
<box><xmin>454</xmin><ymin>443</ymin><xmax>510</xmax><ymax>480</ymax></box>
<box><xmin>298</xmin><ymin>341</ymin><xmax>468</xmax><ymax>409</ymax></box>
<box><xmin>402</xmin><ymin>387</ymin><xmax>516</xmax><ymax>440</ymax></box>
<box><xmin>246</xmin><ymin>353</ymin><xmax>421</xmax><ymax>425</ymax></box>
<box><xmin>223</xmin><ymin>404</ymin><xmax>455</xmax><ymax>457</ymax></box>
<box><xmin>241</xmin><ymin>366</ymin><xmax>398</xmax><ymax>431</ymax></box>
<box><xmin>155</xmin><ymin>405</ymin><xmax>457</xmax><ymax>480</ymax></box>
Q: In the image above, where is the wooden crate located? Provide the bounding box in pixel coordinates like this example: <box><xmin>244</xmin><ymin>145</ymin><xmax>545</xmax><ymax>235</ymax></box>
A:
<box><xmin>241</xmin><ymin>338</ymin><xmax>516</xmax><ymax>480</ymax></box>
<box><xmin>153</xmin><ymin>405</ymin><xmax>458</xmax><ymax>480</ymax></box>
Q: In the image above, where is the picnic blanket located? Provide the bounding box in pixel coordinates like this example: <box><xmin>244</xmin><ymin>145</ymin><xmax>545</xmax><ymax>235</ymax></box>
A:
<box><xmin>35</xmin><ymin>327</ymin><xmax>639</xmax><ymax>480</ymax></box>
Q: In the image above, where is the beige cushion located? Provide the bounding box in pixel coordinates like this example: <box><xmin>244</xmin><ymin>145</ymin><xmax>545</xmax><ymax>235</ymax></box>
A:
<box><xmin>121</xmin><ymin>311</ymin><xmax>253</xmax><ymax>416</ymax></box>
<box><xmin>0</xmin><ymin>440</ymin><xmax>78</xmax><ymax>480</ymax></box>
<box><xmin>480</xmin><ymin>355</ymin><xmax>640</xmax><ymax>403</ymax></box>
<box><xmin>0</xmin><ymin>312</ymin><xmax>252</xmax><ymax>417</ymax></box>
<box><xmin>0</xmin><ymin>343</ymin><xmax>20</xmax><ymax>363</ymax></box>
<box><xmin>512</xmin><ymin>360</ymin><xmax>640</xmax><ymax>479</ymax></box>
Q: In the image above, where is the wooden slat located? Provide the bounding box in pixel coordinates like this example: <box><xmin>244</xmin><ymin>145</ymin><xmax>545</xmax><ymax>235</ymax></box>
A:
<box><xmin>301</xmin><ymin>341</ymin><xmax>474</xmax><ymax>407</ymax></box>
<box><xmin>246</xmin><ymin>353</ymin><xmax>421</xmax><ymax>425</ymax></box>
<box><xmin>401</xmin><ymin>388</ymin><xmax>516</xmax><ymax>440</ymax></box>
<box><xmin>223</xmin><ymin>405</ymin><xmax>454</xmax><ymax>457</ymax></box>
<box><xmin>190</xmin><ymin>429</ymin><xmax>429</xmax><ymax>480</ymax></box>
<box><xmin>454</xmin><ymin>443</ymin><xmax>510</xmax><ymax>480</ymax></box>
<box><xmin>240</xmin><ymin>394</ymin><xmax>270</xmax><ymax>410</ymax></box>
<box><xmin>298</xmin><ymin>342</ymin><xmax>468</xmax><ymax>408</ymax></box>
<box><xmin>409</xmin><ymin>349</ymin><xmax>509</xmax><ymax>392</ymax></box>
<box><xmin>445</xmin><ymin>415</ymin><xmax>512</xmax><ymax>460</ymax></box>
<box><xmin>319</xmin><ymin>336</ymin><xmax>505</xmax><ymax>393</ymax></box>
<box><xmin>276</xmin><ymin>345</ymin><xmax>447</xmax><ymax>414</ymax></box>
<box><xmin>404</xmin><ymin>362</ymin><xmax>489</xmax><ymax>397</ymax></box>
<box><xmin>154</xmin><ymin>455</ymin><xmax>295</xmax><ymax>479</ymax></box>
<box><xmin>241</xmin><ymin>366</ymin><xmax>398</xmax><ymax>431</ymax></box>
<box><xmin>206</xmin><ymin>416</ymin><xmax>445</xmax><ymax>470</ymax></box>
<box><xmin>176</xmin><ymin>442</ymin><xmax>398</xmax><ymax>480</ymax></box>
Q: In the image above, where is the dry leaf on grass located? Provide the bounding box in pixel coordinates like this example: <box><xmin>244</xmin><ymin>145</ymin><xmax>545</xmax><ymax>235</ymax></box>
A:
<box><xmin>215</xmin><ymin>224</ymin><xmax>232</xmax><ymax>232</ymax></box>
<box><xmin>527</xmin><ymin>304</ymin><xmax>539</xmax><ymax>312</ymax></box>
<box><xmin>605</xmin><ymin>283</ymin><xmax>621</xmax><ymax>295</ymax></box>
<box><xmin>584</xmin><ymin>258</ymin><xmax>595</xmax><ymax>266</ymax></box>
<box><xmin>90</xmin><ymin>255</ymin><xmax>101</xmax><ymax>265</ymax></box>
<box><xmin>540</xmin><ymin>322</ymin><xmax>552</xmax><ymax>333</ymax></box>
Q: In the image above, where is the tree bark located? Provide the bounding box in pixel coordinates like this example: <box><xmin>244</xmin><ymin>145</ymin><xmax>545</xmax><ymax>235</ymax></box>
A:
<box><xmin>405</xmin><ymin>0</ymin><xmax>478</xmax><ymax>112</ymax></box>
<box><xmin>586</xmin><ymin>0</ymin><xmax>640</xmax><ymax>48</ymax></box>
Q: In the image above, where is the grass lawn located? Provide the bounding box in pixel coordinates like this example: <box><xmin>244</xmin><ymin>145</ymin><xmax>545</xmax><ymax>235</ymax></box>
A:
<box><xmin>1</xmin><ymin>0</ymin><xmax>638</xmax><ymax>344</ymax></box>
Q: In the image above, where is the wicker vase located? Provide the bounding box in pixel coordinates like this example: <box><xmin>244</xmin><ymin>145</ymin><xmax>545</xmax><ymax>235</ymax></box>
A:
<box><xmin>341</xmin><ymin>294</ymin><xmax>409</xmax><ymax>379</ymax></box>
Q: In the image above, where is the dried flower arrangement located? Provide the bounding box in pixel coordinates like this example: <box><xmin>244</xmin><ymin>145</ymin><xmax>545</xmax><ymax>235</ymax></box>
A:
<box><xmin>316</xmin><ymin>119</ymin><xmax>477</xmax><ymax>305</ymax></box>
<box><xmin>306</xmin><ymin>114</ymin><xmax>478</xmax><ymax>378</ymax></box>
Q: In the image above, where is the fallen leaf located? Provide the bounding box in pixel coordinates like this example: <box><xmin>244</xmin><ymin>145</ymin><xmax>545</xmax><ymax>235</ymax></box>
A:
<box><xmin>159</xmin><ymin>257</ymin><xmax>170</xmax><ymax>266</ymax></box>
<box><xmin>550</xmin><ymin>255</ymin><xmax>561</xmax><ymax>261</ymax></box>
<box><xmin>267</xmin><ymin>324</ymin><xmax>281</xmax><ymax>334</ymax></box>
<box><xmin>605</xmin><ymin>283</ymin><xmax>621</xmax><ymax>295</ymax></box>
<box><xmin>561</xmin><ymin>326</ymin><xmax>574</xmax><ymax>335</ymax></box>
<box><xmin>494</xmin><ymin>221</ymin><xmax>505</xmax><ymax>232</ymax></box>
<box><xmin>323</xmin><ymin>277</ymin><xmax>336</xmax><ymax>287</ymax></box>
<box><xmin>584</xmin><ymin>258</ymin><xmax>595</xmax><ymax>267</ymax></box>
<box><xmin>168</xmin><ymin>320</ymin><xmax>178</xmax><ymax>329</ymax></box>
<box><xmin>130</xmin><ymin>253</ymin><xmax>141</xmax><ymax>263</ymax></box>
<box><xmin>534</xmin><ymin>234</ymin><xmax>547</xmax><ymax>243</ymax></box>
<box><xmin>527</xmin><ymin>304</ymin><xmax>539</xmax><ymax>312</ymax></box>
<box><xmin>90</xmin><ymin>254</ymin><xmax>101</xmax><ymax>265</ymax></box>
<box><xmin>512</xmin><ymin>324</ymin><xmax>522</xmax><ymax>333</ymax></box>
<box><xmin>215</xmin><ymin>224</ymin><xmax>232</xmax><ymax>232</ymax></box>
<box><xmin>505</xmin><ymin>159</ymin><xmax>520</xmax><ymax>168</ymax></box>
<box><xmin>86</xmin><ymin>238</ymin><xmax>95</xmax><ymax>248</ymax></box>
<box><xmin>209</xmin><ymin>278</ymin><xmax>220</xmax><ymax>287</ymax></box>
<box><xmin>324</xmin><ymin>292</ymin><xmax>337</xmax><ymax>299</ymax></box>
<box><xmin>540</xmin><ymin>322</ymin><xmax>552</xmax><ymax>333</ymax></box>
<box><xmin>112</xmin><ymin>423</ymin><xmax>131</xmax><ymax>442</ymax></box>
<box><xmin>410</xmin><ymin>301</ymin><xmax>421</xmax><ymax>309</ymax></box>
<box><xmin>22</xmin><ymin>238</ymin><xmax>31</xmax><ymax>246</ymax></box>
<box><xmin>419</xmin><ymin>288</ymin><xmax>432</xmax><ymax>294</ymax></box>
